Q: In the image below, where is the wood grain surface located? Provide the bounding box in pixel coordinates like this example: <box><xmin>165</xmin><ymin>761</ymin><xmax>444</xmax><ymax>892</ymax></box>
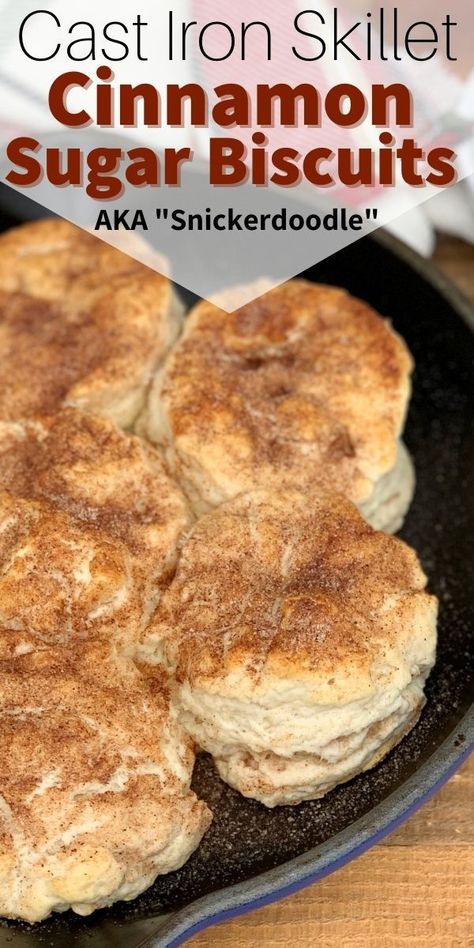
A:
<box><xmin>189</xmin><ymin>235</ymin><xmax>474</xmax><ymax>948</ymax></box>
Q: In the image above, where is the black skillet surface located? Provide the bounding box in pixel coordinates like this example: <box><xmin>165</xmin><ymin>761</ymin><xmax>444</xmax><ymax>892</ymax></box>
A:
<box><xmin>0</xmin><ymin>199</ymin><xmax>472</xmax><ymax>947</ymax></box>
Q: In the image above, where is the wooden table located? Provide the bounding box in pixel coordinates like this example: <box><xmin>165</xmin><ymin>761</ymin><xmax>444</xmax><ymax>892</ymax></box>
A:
<box><xmin>190</xmin><ymin>236</ymin><xmax>474</xmax><ymax>948</ymax></box>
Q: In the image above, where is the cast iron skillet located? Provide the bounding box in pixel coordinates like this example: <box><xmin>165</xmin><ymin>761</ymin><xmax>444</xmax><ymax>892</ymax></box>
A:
<box><xmin>0</xmin><ymin>199</ymin><xmax>472</xmax><ymax>947</ymax></box>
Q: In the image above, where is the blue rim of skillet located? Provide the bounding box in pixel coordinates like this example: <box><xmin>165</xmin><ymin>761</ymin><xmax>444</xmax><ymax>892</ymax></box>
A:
<box><xmin>159</xmin><ymin>733</ymin><xmax>472</xmax><ymax>947</ymax></box>
<box><xmin>147</xmin><ymin>229</ymin><xmax>474</xmax><ymax>948</ymax></box>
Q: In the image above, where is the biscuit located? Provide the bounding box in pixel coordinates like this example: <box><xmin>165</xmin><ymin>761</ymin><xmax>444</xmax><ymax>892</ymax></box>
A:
<box><xmin>0</xmin><ymin>220</ymin><xmax>183</xmax><ymax>426</ymax></box>
<box><xmin>0</xmin><ymin>410</ymin><xmax>210</xmax><ymax>923</ymax></box>
<box><xmin>0</xmin><ymin>638</ymin><xmax>211</xmax><ymax>921</ymax></box>
<box><xmin>145</xmin><ymin>279</ymin><xmax>414</xmax><ymax>532</ymax></box>
<box><xmin>143</xmin><ymin>489</ymin><xmax>437</xmax><ymax>806</ymax></box>
<box><xmin>0</xmin><ymin>410</ymin><xmax>192</xmax><ymax>651</ymax></box>
<box><xmin>0</xmin><ymin>491</ymin><xmax>141</xmax><ymax>651</ymax></box>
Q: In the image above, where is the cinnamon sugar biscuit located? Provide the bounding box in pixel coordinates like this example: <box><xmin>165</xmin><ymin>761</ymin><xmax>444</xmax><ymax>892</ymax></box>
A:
<box><xmin>145</xmin><ymin>279</ymin><xmax>414</xmax><ymax>532</ymax></box>
<box><xmin>0</xmin><ymin>219</ymin><xmax>183</xmax><ymax>427</ymax></box>
<box><xmin>0</xmin><ymin>410</ymin><xmax>192</xmax><ymax>650</ymax></box>
<box><xmin>143</xmin><ymin>489</ymin><xmax>437</xmax><ymax>806</ymax></box>
<box><xmin>0</xmin><ymin>491</ymin><xmax>142</xmax><ymax>651</ymax></box>
<box><xmin>0</xmin><ymin>638</ymin><xmax>211</xmax><ymax>921</ymax></box>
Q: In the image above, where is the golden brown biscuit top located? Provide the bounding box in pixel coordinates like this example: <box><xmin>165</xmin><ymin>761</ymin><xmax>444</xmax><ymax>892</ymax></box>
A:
<box><xmin>148</xmin><ymin>490</ymin><xmax>436</xmax><ymax>702</ymax></box>
<box><xmin>0</xmin><ymin>492</ymin><xmax>140</xmax><ymax>649</ymax></box>
<box><xmin>161</xmin><ymin>280</ymin><xmax>413</xmax><ymax>505</ymax></box>
<box><xmin>0</xmin><ymin>637</ymin><xmax>175</xmax><ymax>759</ymax></box>
<box><xmin>0</xmin><ymin>411</ymin><xmax>192</xmax><ymax>649</ymax></box>
<box><xmin>0</xmin><ymin>220</ymin><xmax>172</xmax><ymax>423</ymax></box>
<box><xmin>0</xmin><ymin>408</ymin><xmax>191</xmax><ymax>559</ymax></box>
<box><xmin>0</xmin><ymin>637</ymin><xmax>202</xmax><ymax>867</ymax></box>
<box><xmin>0</xmin><ymin>218</ymin><xmax>154</xmax><ymax>303</ymax></box>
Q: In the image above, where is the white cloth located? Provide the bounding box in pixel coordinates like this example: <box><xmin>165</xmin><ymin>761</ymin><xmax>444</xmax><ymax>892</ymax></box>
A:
<box><xmin>387</xmin><ymin>69</ymin><xmax>474</xmax><ymax>255</ymax></box>
<box><xmin>387</xmin><ymin>179</ymin><xmax>474</xmax><ymax>257</ymax></box>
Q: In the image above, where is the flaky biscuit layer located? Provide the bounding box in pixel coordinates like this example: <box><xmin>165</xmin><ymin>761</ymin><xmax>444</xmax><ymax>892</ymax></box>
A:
<box><xmin>0</xmin><ymin>638</ymin><xmax>211</xmax><ymax>921</ymax></box>
<box><xmin>145</xmin><ymin>280</ymin><xmax>413</xmax><ymax>530</ymax></box>
<box><xmin>143</xmin><ymin>489</ymin><xmax>437</xmax><ymax>805</ymax></box>
<box><xmin>0</xmin><ymin>220</ymin><xmax>182</xmax><ymax>427</ymax></box>
<box><xmin>0</xmin><ymin>410</ymin><xmax>192</xmax><ymax>652</ymax></box>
